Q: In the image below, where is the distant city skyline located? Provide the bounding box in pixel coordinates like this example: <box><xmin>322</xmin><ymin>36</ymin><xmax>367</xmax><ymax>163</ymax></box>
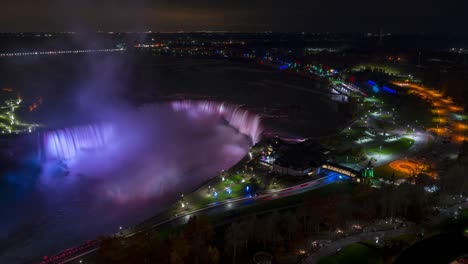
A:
<box><xmin>1</xmin><ymin>0</ymin><xmax>467</xmax><ymax>34</ymax></box>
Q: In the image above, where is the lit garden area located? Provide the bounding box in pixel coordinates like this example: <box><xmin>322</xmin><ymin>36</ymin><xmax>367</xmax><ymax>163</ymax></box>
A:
<box><xmin>183</xmin><ymin>170</ymin><xmax>265</xmax><ymax>209</ymax></box>
<box><xmin>171</xmin><ymin>146</ymin><xmax>268</xmax><ymax>210</ymax></box>
<box><xmin>388</xmin><ymin>159</ymin><xmax>436</xmax><ymax>178</ymax></box>
<box><xmin>372</xmin><ymin>157</ymin><xmax>436</xmax><ymax>181</ymax></box>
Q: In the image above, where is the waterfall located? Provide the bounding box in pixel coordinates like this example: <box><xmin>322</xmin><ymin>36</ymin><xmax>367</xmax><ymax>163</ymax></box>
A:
<box><xmin>170</xmin><ymin>100</ymin><xmax>263</xmax><ymax>143</ymax></box>
<box><xmin>42</xmin><ymin>101</ymin><xmax>262</xmax><ymax>161</ymax></box>
<box><xmin>43</xmin><ymin>124</ymin><xmax>113</xmax><ymax>160</ymax></box>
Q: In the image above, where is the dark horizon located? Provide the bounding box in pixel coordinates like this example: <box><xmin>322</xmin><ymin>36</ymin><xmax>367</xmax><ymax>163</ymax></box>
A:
<box><xmin>2</xmin><ymin>0</ymin><xmax>468</xmax><ymax>34</ymax></box>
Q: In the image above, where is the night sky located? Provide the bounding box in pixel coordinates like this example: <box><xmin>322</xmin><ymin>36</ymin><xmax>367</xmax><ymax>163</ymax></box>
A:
<box><xmin>1</xmin><ymin>0</ymin><xmax>467</xmax><ymax>33</ymax></box>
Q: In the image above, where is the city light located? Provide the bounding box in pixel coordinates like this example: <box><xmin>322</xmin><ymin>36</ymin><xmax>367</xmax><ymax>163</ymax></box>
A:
<box><xmin>0</xmin><ymin>48</ymin><xmax>125</xmax><ymax>58</ymax></box>
<box><xmin>0</xmin><ymin>97</ymin><xmax>39</xmax><ymax>134</ymax></box>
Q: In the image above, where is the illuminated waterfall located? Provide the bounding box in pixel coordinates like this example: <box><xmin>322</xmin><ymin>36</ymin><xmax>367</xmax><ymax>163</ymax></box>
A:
<box><xmin>43</xmin><ymin>101</ymin><xmax>262</xmax><ymax>161</ymax></box>
<box><xmin>43</xmin><ymin>124</ymin><xmax>113</xmax><ymax>160</ymax></box>
<box><xmin>170</xmin><ymin>100</ymin><xmax>263</xmax><ymax>143</ymax></box>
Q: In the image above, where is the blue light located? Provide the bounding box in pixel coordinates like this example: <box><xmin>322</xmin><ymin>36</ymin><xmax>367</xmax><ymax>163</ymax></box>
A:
<box><xmin>246</xmin><ymin>185</ymin><xmax>250</xmax><ymax>192</ymax></box>
<box><xmin>372</xmin><ymin>85</ymin><xmax>380</xmax><ymax>93</ymax></box>
<box><xmin>226</xmin><ymin>187</ymin><xmax>232</xmax><ymax>195</ymax></box>
<box><xmin>368</xmin><ymin>80</ymin><xmax>377</xmax><ymax>86</ymax></box>
<box><xmin>339</xmin><ymin>175</ymin><xmax>343</xmax><ymax>179</ymax></box>
<box><xmin>383</xmin><ymin>86</ymin><xmax>397</xmax><ymax>95</ymax></box>
<box><xmin>279</xmin><ymin>64</ymin><xmax>290</xmax><ymax>70</ymax></box>
<box><xmin>213</xmin><ymin>191</ymin><xmax>218</xmax><ymax>198</ymax></box>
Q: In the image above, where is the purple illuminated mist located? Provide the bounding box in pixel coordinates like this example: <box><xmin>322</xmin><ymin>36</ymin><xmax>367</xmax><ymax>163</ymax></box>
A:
<box><xmin>40</xmin><ymin>100</ymin><xmax>262</xmax><ymax>202</ymax></box>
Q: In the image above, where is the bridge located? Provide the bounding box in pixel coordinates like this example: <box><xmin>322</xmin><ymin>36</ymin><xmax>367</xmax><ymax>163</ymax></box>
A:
<box><xmin>317</xmin><ymin>162</ymin><xmax>360</xmax><ymax>178</ymax></box>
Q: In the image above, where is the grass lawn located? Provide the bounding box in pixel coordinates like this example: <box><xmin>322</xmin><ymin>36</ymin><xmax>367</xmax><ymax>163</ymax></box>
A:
<box><xmin>195</xmin><ymin>181</ymin><xmax>252</xmax><ymax>206</ymax></box>
<box><xmin>186</xmin><ymin>173</ymin><xmax>260</xmax><ymax>208</ymax></box>
<box><xmin>373</xmin><ymin>163</ymin><xmax>407</xmax><ymax>180</ymax></box>
<box><xmin>366</xmin><ymin>138</ymin><xmax>415</xmax><ymax>155</ymax></box>
<box><xmin>318</xmin><ymin>243</ymin><xmax>383</xmax><ymax>264</ymax></box>
<box><xmin>374</xmin><ymin>119</ymin><xmax>394</xmax><ymax>131</ymax></box>
<box><xmin>380</xmin><ymin>113</ymin><xmax>393</xmax><ymax>120</ymax></box>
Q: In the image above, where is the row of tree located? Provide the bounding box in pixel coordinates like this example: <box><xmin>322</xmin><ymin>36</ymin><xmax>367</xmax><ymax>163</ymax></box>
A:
<box><xmin>97</xmin><ymin>179</ymin><xmax>438</xmax><ymax>263</ymax></box>
<box><xmin>98</xmin><ymin>217</ymin><xmax>219</xmax><ymax>264</ymax></box>
<box><xmin>223</xmin><ymin>180</ymin><xmax>437</xmax><ymax>263</ymax></box>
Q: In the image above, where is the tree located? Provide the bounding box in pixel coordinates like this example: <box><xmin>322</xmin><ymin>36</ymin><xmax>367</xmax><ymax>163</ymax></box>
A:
<box><xmin>98</xmin><ymin>236</ymin><xmax>126</xmax><ymax>264</ymax></box>
<box><xmin>440</xmin><ymin>161</ymin><xmax>468</xmax><ymax>195</ymax></box>
<box><xmin>254</xmin><ymin>216</ymin><xmax>270</xmax><ymax>250</ymax></box>
<box><xmin>334</xmin><ymin>194</ymin><xmax>356</xmax><ymax>228</ymax></box>
<box><xmin>206</xmin><ymin>246</ymin><xmax>220</xmax><ymax>264</ymax></box>
<box><xmin>243</xmin><ymin>214</ymin><xmax>257</xmax><ymax>245</ymax></box>
<box><xmin>225</xmin><ymin>222</ymin><xmax>247</xmax><ymax>264</ymax></box>
<box><xmin>265</xmin><ymin>211</ymin><xmax>282</xmax><ymax>246</ymax></box>
<box><xmin>170</xmin><ymin>234</ymin><xmax>190</xmax><ymax>264</ymax></box>
<box><xmin>183</xmin><ymin>216</ymin><xmax>216</xmax><ymax>264</ymax></box>
<box><xmin>282</xmin><ymin>211</ymin><xmax>304</xmax><ymax>249</ymax></box>
<box><xmin>249</xmin><ymin>178</ymin><xmax>260</xmax><ymax>194</ymax></box>
<box><xmin>297</xmin><ymin>203</ymin><xmax>320</xmax><ymax>235</ymax></box>
<box><xmin>319</xmin><ymin>195</ymin><xmax>340</xmax><ymax>230</ymax></box>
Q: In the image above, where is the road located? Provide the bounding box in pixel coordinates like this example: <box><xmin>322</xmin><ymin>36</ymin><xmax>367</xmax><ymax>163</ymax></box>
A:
<box><xmin>42</xmin><ymin>172</ymin><xmax>346</xmax><ymax>264</ymax></box>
